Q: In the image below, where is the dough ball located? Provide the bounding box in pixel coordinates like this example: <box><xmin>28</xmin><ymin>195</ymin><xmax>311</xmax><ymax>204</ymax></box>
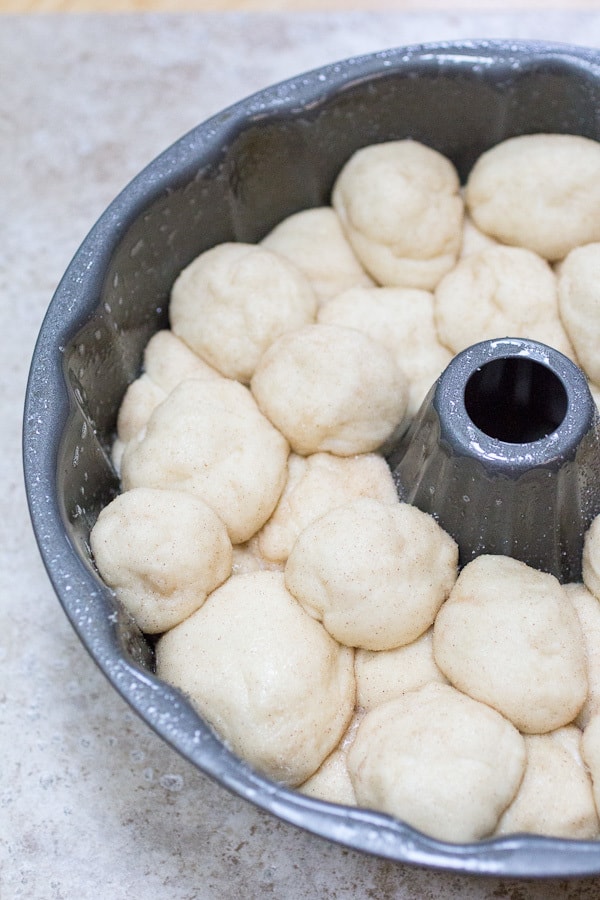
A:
<box><xmin>433</xmin><ymin>555</ymin><xmax>588</xmax><ymax>733</ymax></box>
<box><xmin>460</xmin><ymin>213</ymin><xmax>500</xmax><ymax>258</ymax></box>
<box><xmin>496</xmin><ymin>727</ymin><xmax>598</xmax><ymax>839</ymax></box>
<box><xmin>90</xmin><ymin>487</ymin><xmax>232</xmax><ymax>633</ymax></box>
<box><xmin>285</xmin><ymin>498</ymin><xmax>458</xmax><ymax>650</ymax></box>
<box><xmin>170</xmin><ymin>242</ymin><xmax>317</xmax><ymax>382</ymax></box>
<box><xmin>155</xmin><ymin>571</ymin><xmax>355</xmax><ymax>786</ymax></box>
<box><xmin>331</xmin><ymin>140</ymin><xmax>463</xmax><ymax>290</ymax></box>
<box><xmin>120</xmin><ymin>378</ymin><xmax>289</xmax><ymax>544</ymax></box>
<box><xmin>583</xmin><ymin>515</ymin><xmax>600</xmax><ymax>602</ymax></box>
<box><xmin>115</xmin><ymin>330</ymin><xmax>221</xmax><ymax>448</ymax></box>
<box><xmin>298</xmin><ymin>713</ymin><xmax>363</xmax><ymax>807</ymax></box>
<box><xmin>318</xmin><ymin>286</ymin><xmax>451</xmax><ymax>417</ymax></box>
<box><xmin>557</xmin><ymin>243</ymin><xmax>600</xmax><ymax>383</ymax></box>
<box><xmin>347</xmin><ymin>682</ymin><xmax>526</xmax><ymax>842</ymax></box>
<box><xmin>434</xmin><ymin>245</ymin><xmax>575</xmax><ymax>358</ymax></box>
<box><xmin>256</xmin><ymin>451</ymin><xmax>398</xmax><ymax>564</ymax></box>
<box><xmin>117</xmin><ymin>374</ymin><xmax>167</xmax><ymax>444</ymax></box>
<box><xmin>582</xmin><ymin>716</ymin><xmax>600</xmax><ymax>818</ymax></box>
<box><xmin>465</xmin><ymin>133</ymin><xmax>600</xmax><ymax>261</ymax></box>
<box><xmin>143</xmin><ymin>329</ymin><xmax>222</xmax><ymax>392</ymax></box>
<box><xmin>261</xmin><ymin>207</ymin><xmax>374</xmax><ymax>305</ymax></box>
<box><xmin>298</xmin><ymin>749</ymin><xmax>356</xmax><ymax>807</ymax></box>
<box><xmin>355</xmin><ymin>629</ymin><xmax>447</xmax><ymax>710</ymax></box>
<box><xmin>251</xmin><ymin>324</ymin><xmax>408</xmax><ymax>456</ymax></box>
<box><xmin>566</xmin><ymin>583</ymin><xmax>600</xmax><ymax>729</ymax></box>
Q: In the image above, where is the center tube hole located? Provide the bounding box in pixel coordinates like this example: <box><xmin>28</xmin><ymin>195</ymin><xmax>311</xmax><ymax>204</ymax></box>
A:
<box><xmin>464</xmin><ymin>356</ymin><xmax>568</xmax><ymax>444</ymax></box>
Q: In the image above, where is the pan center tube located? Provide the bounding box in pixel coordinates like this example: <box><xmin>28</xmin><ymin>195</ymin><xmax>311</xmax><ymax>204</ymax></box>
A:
<box><xmin>464</xmin><ymin>355</ymin><xmax>569</xmax><ymax>445</ymax></box>
<box><xmin>388</xmin><ymin>337</ymin><xmax>600</xmax><ymax>582</ymax></box>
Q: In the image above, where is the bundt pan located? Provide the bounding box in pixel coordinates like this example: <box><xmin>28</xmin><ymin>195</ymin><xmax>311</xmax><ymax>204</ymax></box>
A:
<box><xmin>23</xmin><ymin>40</ymin><xmax>600</xmax><ymax>878</ymax></box>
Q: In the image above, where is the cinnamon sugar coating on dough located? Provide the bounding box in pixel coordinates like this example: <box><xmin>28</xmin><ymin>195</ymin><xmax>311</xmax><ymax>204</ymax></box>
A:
<box><xmin>465</xmin><ymin>133</ymin><xmax>600</xmax><ymax>260</ymax></box>
<box><xmin>156</xmin><ymin>571</ymin><xmax>355</xmax><ymax>787</ymax></box>
<box><xmin>285</xmin><ymin>498</ymin><xmax>458</xmax><ymax>651</ymax></box>
<box><xmin>116</xmin><ymin>375</ymin><xmax>167</xmax><ymax>446</ymax></box>
<box><xmin>496</xmin><ymin>727</ymin><xmax>598</xmax><ymax>839</ymax></box>
<box><xmin>318</xmin><ymin>285</ymin><xmax>451</xmax><ymax>417</ymax></box>
<box><xmin>355</xmin><ymin>629</ymin><xmax>447</xmax><ymax>710</ymax></box>
<box><xmin>433</xmin><ymin>555</ymin><xmax>587</xmax><ymax>733</ymax></box>
<box><xmin>116</xmin><ymin>330</ymin><xmax>221</xmax><ymax>442</ymax></box>
<box><xmin>434</xmin><ymin>245</ymin><xmax>575</xmax><ymax>359</ymax></box>
<box><xmin>90</xmin><ymin>487</ymin><xmax>232</xmax><ymax>634</ymax></box>
<box><xmin>566</xmin><ymin>582</ymin><xmax>600</xmax><ymax>730</ymax></box>
<box><xmin>558</xmin><ymin>243</ymin><xmax>600</xmax><ymax>384</ymax></box>
<box><xmin>583</xmin><ymin>515</ymin><xmax>600</xmax><ymax>609</ymax></box>
<box><xmin>347</xmin><ymin>683</ymin><xmax>526</xmax><ymax>843</ymax></box>
<box><xmin>170</xmin><ymin>242</ymin><xmax>317</xmax><ymax>382</ymax></box>
<box><xmin>120</xmin><ymin>378</ymin><xmax>289</xmax><ymax>544</ymax></box>
<box><xmin>251</xmin><ymin>324</ymin><xmax>408</xmax><ymax>457</ymax></box>
<box><xmin>580</xmin><ymin>716</ymin><xmax>600</xmax><ymax>825</ymax></box>
<box><xmin>460</xmin><ymin>213</ymin><xmax>500</xmax><ymax>258</ymax></box>
<box><xmin>298</xmin><ymin>712</ymin><xmax>364</xmax><ymax>807</ymax></box>
<box><xmin>143</xmin><ymin>329</ymin><xmax>221</xmax><ymax>391</ymax></box>
<box><xmin>332</xmin><ymin>140</ymin><xmax>463</xmax><ymax>290</ymax></box>
<box><xmin>256</xmin><ymin>451</ymin><xmax>397</xmax><ymax>564</ymax></box>
<box><xmin>261</xmin><ymin>207</ymin><xmax>374</xmax><ymax>305</ymax></box>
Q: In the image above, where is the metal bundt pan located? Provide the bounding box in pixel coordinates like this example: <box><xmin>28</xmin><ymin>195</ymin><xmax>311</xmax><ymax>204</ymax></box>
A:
<box><xmin>23</xmin><ymin>40</ymin><xmax>600</xmax><ymax>878</ymax></box>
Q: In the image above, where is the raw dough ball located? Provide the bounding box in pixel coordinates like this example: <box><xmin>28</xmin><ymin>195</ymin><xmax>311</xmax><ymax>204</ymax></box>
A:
<box><xmin>143</xmin><ymin>329</ymin><xmax>221</xmax><ymax>392</ymax></box>
<box><xmin>256</xmin><ymin>451</ymin><xmax>398</xmax><ymax>564</ymax></box>
<box><xmin>318</xmin><ymin>286</ymin><xmax>451</xmax><ymax>417</ymax></box>
<box><xmin>115</xmin><ymin>330</ymin><xmax>221</xmax><ymax>449</ymax></box>
<box><xmin>583</xmin><ymin>515</ymin><xmax>600</xmax><ymax>606</ymax></box>
<box><xmin>433</xmin><ymin>555</ymin><xmax>588</xmax><ymax>733</ymax></box>
<box><xmin>582</xmin><ymin>716</ymin><xmax>600</xmax><ymax>818</ymax></box>
<box><xmin>355</xmin><ymin>629</ymin><xmax>447</xmax><ymax>710</ymax></box>
<box><xmin>460</xmin><ymin>213</ymin><xmax>500</xmax><ymax>257</ymax></box>
<box><xmin>251</xmin><ymin>324</ymin><xmax>408</xmax><ymax>456</ymax></box>
<box><xmin>261</xmin><ymin>207</ymin><xmax>374</xmax><ymax>305</ymax></box>
<box><xmin>558</xmin><ymin>243</ymin><xmax>600</xmax><ymax>384</ymax></box>
<box><xmin>465</xmin><ymin>133</ymin><xmax>600</xmax><ymax>261</ymax></box>
<box><xmin>120</xmin><ymin>378</ymin><xmax>289</xmax><ymax>544</ymax></box>
<box><xmin>170</xmin><ymin>242</ymin><xmax>317</xmax><ymax>382</ymax></box>
<box><xmin>117</xmin><ymin>375</ymin><xmax>167</xmax><ymax>444</ymax></box>
<box><xmin>496</xmin><ymin>726</ymin><xmax>598</xmax><ymax>839</ymax></box>
<box><xmin>285</xmin><ymin>498</ymin><xmax>458</xmax><ymax>651</ymax></box>
<box><xmin>434</xmin><ymin>245</ymin><xmax>575</xmax><ymax>358</ymax></box>
<box><xmin>90</xmin><ymin>487</ymin><xmax>232</xmax><ymax>633</ymax></box>
<box><xmin>298</xmin><ymin>713</ymin><xmax>363</xmax><ymax>807</ymax></box>
<box><xmin>332</xmin><ymin>140</ymin><xmax>463</xmax><ymax>290</ymax></box>
<box><xmin>298</xmin><ymin>749</ymin><xmax>356</xmax><ymax>807</ymax></box>
<box><xmin>155</xmin><ymin>571</ymin><xmax>355</xmax><ymax>786</ymax></box>
<box><xmin>347</xmin><ymin>682</ymin><xmax>526</xmax><ymax>842</ymax></box>
<box><xmin>566</xmin><ymin>583</ymin><xmax>600</xmax><ymax>729</ymax></box>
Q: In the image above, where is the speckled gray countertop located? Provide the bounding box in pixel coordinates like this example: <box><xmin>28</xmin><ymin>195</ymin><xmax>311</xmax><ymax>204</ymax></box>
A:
<box><xmin>5</xmin><ymin>12</ymin><xmax>600</xmax><ymax>899</ymax></box>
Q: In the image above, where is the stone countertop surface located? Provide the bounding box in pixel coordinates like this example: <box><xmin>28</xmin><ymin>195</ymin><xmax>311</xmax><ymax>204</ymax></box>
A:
<box><xmin>4</xmin><ymin>12</ymin><xmax>600</xmax><ymax>899</ymax></box>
